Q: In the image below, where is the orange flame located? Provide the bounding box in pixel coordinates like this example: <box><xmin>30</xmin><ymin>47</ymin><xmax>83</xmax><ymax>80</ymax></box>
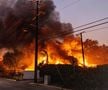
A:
<box><xmin>25</xmin><ymin>36</ymin><xmax>97</xmax><ymax>71</ymax></box>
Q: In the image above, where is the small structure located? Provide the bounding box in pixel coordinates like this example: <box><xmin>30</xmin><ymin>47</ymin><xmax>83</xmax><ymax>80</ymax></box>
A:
<box><xmin>23</xmin><ymin>70</ymin><xmax>41</xmax><ymax>81</ymax></box>
<box><xmin>23</xmin><ymin>70</ymin><xmax>34</xmax><ymax>80</ymax></box>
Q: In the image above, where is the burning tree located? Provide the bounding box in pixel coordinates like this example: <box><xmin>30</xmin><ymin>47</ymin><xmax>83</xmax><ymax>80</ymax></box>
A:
<box><xmin>3</xmin><ymin>49</ymin><xmax>23</xmax><ymax>71</ymax></box>
<box><xmin>84</xmin><ymin>39</ymin><xmax>108</xmax><ymax>65</ymax></box>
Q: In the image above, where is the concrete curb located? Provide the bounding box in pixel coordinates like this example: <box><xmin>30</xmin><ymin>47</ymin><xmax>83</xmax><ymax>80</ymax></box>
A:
<box><xmin>29</xmin><ymin>83</ymin><xmax>71</xmax><ymax>90</ymax></box>
<box><xmin>6</xmin><ymin>78</ymin><xmax>71</xmax><ymax>90</ymax></box>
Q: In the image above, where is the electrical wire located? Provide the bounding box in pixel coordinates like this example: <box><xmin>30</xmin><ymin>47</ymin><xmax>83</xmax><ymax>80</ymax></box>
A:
<box><xmin>74</xmin><ymin>17</ymin><xmax>108</xmax><ymax>29</ymax></box>
<box><xmin>84</xmin><ymin>26</ymin><xmax>108</xmax><ymax>33</ymax></box>
<box><xmin>60</xmin><ymin>0</ymin><xmax>81</xmax><ymax>11</ymax></box>
<box><xmin>39</xmin><ymin>17</ymin><xmax>108</xmax><ymax>40</ymax></box>
<box><xmin>39</xmin><ymin>21</ymin><xmax>108</xmax><ymax>41</ymax></box>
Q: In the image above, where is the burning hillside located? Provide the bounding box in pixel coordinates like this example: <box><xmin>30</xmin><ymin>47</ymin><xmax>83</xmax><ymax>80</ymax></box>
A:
<box><xmin>0</xmin><ymin>0</ymin><xmax>107</xmax><ymax>71</ymax></box>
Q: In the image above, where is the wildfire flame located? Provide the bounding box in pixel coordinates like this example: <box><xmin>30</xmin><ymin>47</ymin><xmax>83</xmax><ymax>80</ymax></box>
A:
<box><xmin>0</xmin><ymin>0</ymin><xmax>107</xmax><ymax>72</ymax></box>
<box><xmin>26</xmin><ymin>36</ymin><xmax>97</xmax><ymax>71</ymax></box>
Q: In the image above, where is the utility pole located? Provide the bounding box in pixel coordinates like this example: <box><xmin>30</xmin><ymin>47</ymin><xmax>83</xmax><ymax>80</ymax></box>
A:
<box><xmin>80</xmin><ymin>32</ymin><xmax>85</xmax><ymax>67</ymax></box>
<box><xmin>34</xmin><ymin>0</ymin><xmax>39</xmax><ymax>83</ymax></box>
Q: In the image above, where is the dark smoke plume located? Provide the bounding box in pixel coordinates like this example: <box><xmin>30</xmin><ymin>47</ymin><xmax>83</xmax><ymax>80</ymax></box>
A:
<box><xmin>0</xmin><ymin>0</ymin><xmax>74</xmax><ymax>69</ymax></box>
<box><xmin>1</xmin><ymin>0</ymin><xmax>108</xmax><ymax>70</ymax></box>
<box><xmin>0</xmin><ymin>0</ymin><xmax>73</xmax><ymax>48</ymax></box>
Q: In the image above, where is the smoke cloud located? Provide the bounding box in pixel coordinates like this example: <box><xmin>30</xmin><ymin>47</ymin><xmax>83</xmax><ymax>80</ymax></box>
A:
<box><xmin>0</xmin><ymin>0</ymin><xmax>73</xmax><ymax>48</ymax></box>
<box><xmin>0</xmin><ymin>0</ymin><xmax>74</xmax><ymax>70</ymax></box>
<box><xmin>1</xmin><ymin>0</ymin><xmax>107</xmax><ymax>70</ymax></box>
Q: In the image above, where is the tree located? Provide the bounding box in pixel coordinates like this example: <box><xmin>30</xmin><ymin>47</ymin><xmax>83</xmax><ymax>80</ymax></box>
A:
<box><xmin>3</xmin><ymin>49</ymin><xmax>22</xmax><ymax>71</ymax></box>
<box><xmin>3</xmin><ymin>52</ymin><xmax>16</xmax><ymax>71</ymax></box>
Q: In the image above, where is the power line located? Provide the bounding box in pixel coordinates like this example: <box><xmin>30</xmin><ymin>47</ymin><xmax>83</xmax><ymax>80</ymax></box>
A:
<box><xmin>40</xmin><ymin>21</ymin><xmax>108</xmax><ymax>41</ymax></box>
<box><xmin>60</xmin><ymin>0</ymin><xmax>81</xmax><ymax>11</ymax></box>
<box><xmin>84</xmin><ymin>26</ymin><xmax>108</xmax><ymax>33</ymax></box>
<box><xmin>51</xmin><ymin>21</ymin><xmax>108</xmax><ymax>39</ymax></box>
<box><xmin>74</xmin><ymin>17</ymin><xmax>108</xmax><ymax>29</ymax></box>
<box><xmin>39</xmin><ymin>17</ymin><xmax>108</xmax><ymax>40</ymax></box>
<box><xmin>75</xmin><ymin>21</ymin><xmax>108</xmax><ymax>32</ymax></box>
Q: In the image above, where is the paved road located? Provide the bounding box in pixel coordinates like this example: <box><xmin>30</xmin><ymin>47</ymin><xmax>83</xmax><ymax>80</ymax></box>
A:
<box><xmin>0</xmin><ymin>78</ymin><xmax>65</xmax><ymax>90</ymax></box>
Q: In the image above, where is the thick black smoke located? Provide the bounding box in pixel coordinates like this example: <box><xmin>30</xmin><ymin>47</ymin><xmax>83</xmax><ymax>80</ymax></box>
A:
<box><xmin>0</xmin><ymin>0</ymin><xmax>74</xmax><ymax>70</ymax></box>
<box><xmin>0</xmin><ymin>0</ymin><xmax>73</xmax><ymax>48</ymax></box>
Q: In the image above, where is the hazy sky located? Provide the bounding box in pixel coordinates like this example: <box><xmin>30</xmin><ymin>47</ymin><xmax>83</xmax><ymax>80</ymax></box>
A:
<box><xmin>53</xmin><ymin>0</ymin><xmax>108</xmax><ymax>45</ymax></box>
